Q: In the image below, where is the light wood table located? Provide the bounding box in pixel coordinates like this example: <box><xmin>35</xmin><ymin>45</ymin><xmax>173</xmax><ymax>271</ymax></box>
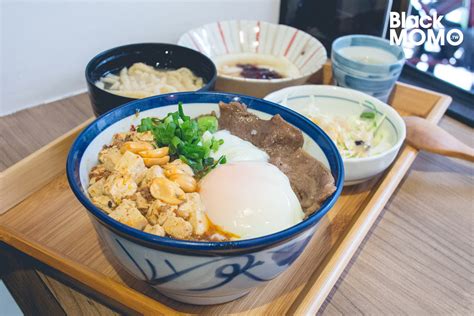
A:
<box><xmin>0</xmin><ymin>93</ymin><xmax>472</xmax><ymax>315</ymax></box>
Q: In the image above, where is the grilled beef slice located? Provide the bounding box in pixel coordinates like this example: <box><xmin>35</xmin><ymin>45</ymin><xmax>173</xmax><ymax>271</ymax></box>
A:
<box><xmin>218</xmin><ymin>101</ymin><xmax>336</xmax><ymax>215</ymax></box>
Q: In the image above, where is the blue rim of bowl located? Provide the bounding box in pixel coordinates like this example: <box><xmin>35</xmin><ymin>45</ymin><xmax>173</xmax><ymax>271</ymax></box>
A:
<box><xmin>84</xmin><ymin>42</ymin><xmax>217</xmax><ymax>96</ymax></box>
<box><xmin>66</xmin><ymin>92</ymin><xmax>344</xmax><ymax>255</ymax></box>
<box><xmin>331</xmin><ymin>35</ymin><xmax>405</xmax><ymax>74</ymax></box>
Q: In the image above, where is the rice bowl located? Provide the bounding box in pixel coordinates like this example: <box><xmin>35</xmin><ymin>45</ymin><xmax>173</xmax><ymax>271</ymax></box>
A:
<box><xmin>67</xmin><ymin>92</ymin><xmax>343</xmax><ymax>304</ymax></box>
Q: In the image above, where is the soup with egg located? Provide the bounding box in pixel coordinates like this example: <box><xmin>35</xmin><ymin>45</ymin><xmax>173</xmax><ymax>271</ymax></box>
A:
<box><xmin>87</xmin><ymin>102</ymin><xmax>335</xmax><ymax>241</ymax></box>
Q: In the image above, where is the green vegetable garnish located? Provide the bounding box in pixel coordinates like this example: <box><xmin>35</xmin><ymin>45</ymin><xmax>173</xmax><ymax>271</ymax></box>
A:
<box><xmin>136</xmin><ymin>117</ymin><xmax>155</xmax><ymax>132</ymax></box>
<box><xmin>197</xmin><ymin>116</ymin><xmax>218</xmax><ymax>133</ymax></box>
<box><xmin>359</xmin><ymin>100</ymin><xmax>378</xmax><ymax>120</ymax></box>
<box><xmin>360</xmin><ymin>111</ymin><xmax>376</xmax><ymax>119</ymax></box>
<box><xmin>137</xmin><ymin>102</ymin><xmax>225</xmax><ymax>176</ymax></box>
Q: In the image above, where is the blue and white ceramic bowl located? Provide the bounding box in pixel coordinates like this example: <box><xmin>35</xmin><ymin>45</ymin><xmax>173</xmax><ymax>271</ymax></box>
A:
<box><xmin>331</xmin><ymin>35</ymin><xmax>405</xmax><ymax>103</ymax></box>
<box><xmin>67</xmin><ymin>92</ymin><xmax>343</xmax><ymax>305</ymax></box>
<box><xmin>265</xmin><ymin>85</ymin><xmax>406</xmax><ymax>185</ymax></box>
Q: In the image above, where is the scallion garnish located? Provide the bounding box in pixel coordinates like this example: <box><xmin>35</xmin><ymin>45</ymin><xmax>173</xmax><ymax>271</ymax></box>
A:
<box><xmin>137</xmin><ymin>102</ymin><xmax>225</xmax><ymax>176</ymax></box>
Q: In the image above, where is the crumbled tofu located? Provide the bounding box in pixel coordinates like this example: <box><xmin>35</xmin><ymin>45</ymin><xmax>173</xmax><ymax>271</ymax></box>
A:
<box><xmin>140</xmin><ymin>165</ymin><xmax>164</xmax><ymax>187</ymax></box>
<box><xmin>162</xmin><ymin>216</ymin><xmax>193</xmax><ymax>239</ymax></box>
<box><xmin>91</xmin><ymin>195</ymin><xmax>115</xmax><ymax>213</ymax></box>
<box><xmin>99</xmin><ymin>147</ymin><xmax>122</xmax><ymax>171</ymax></box>
<box><xmin>146</xmin><ymin>200</ymin><xmax>177</xmax><ymax>225</ymax></box>
<box><xmin>113</xmin><ymin>133</ymin><xmax>128</xmax><ymax>142</ymax></box>
<box><xmin>89</xmin><ymin>164</ymin><xmax>110</xmax><ymax>183</ymax></box>
<box><xmin>109</xmin><ymin>199</ymin><xmax>147</xmax><ymax>230</ymax></box>
<box><xmin>133</xmin><ymin>192</ymin><xmax>150</xmax><ymax>213</ymax></box>
<box><xmin>144</xmin><ymin>224</ymin><xmax>165</xmax><ymax>236</ymax></box>
<box><xmin>138</xmin><ymin>187</ymin><xmax>153</xmax><ymax>202</ymax></box>
<box><xmin>176</xmin><ymin>200</ymin><xmax>191</xmax><ymax>219</ymax></box>
<box><xmin>184</xmin><ymin>193</ymin><xmax>209</xmax><ymax>235</ymax></box>
<box><xmin>104</xmin><ymin>172</ymin><xmax>137</xmax><ymax>204</ymax></box>
<box><xmin>132</xmin><ymin>131</ymin><xmax>154</xmax><ymax>142</ymax></box>
<box><xmin>88</xmin><ymin>177</ymin><xmax>105</xmax><ymax>198</ymax></box>
<box><xmin>146</xmin><ymin>199</ymin><xmax>162</xmax><ymax>225</ymax></box>
<box><xmin>117</xmin><ymin>198</ymin><xmax>137</xmax><ymax>209</ymax></box>
<box><xmin>115</xmin><ymin>151</ymin><xmax>147</xmax><ymax>183</ymax></box>
<box><xmin>157</xmin><ymin>205</ymin><xmax>178</xmax><ymax>225</ymax></box>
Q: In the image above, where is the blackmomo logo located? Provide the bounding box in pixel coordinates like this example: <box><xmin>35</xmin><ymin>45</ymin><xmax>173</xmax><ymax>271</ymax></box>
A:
<box><xmin>389</xmin><ymin>12</ymin><xmax>463</xmax><ymax>46</ymax></box>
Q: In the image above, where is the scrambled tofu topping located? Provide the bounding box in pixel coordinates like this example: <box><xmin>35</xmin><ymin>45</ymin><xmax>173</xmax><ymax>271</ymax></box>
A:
<box><xmin>88</xmin><ymin>129</ymin><xmax>231</xmax><ymax>241</ymax></box>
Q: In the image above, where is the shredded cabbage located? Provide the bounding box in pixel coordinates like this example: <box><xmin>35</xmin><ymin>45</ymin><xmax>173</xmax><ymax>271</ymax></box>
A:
<box><xmin>302</xmin><ymin>99</ymin><xmax>389</xmax><ymax>159</ymax></box>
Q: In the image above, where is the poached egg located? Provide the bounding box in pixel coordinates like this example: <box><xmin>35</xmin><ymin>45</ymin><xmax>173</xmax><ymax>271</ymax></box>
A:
<box><xmin>200</xmin><ymin>161</ymin><xmax>304</xmax><ymax>239</ymax></box>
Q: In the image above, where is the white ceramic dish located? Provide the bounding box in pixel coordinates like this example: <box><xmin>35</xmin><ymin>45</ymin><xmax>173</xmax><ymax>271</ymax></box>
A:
<box><xmin>177</xmin><ymin>20</ymin><xmax>327</xmax><ymax>97</ymax></box>
<box><xmin>265</xmin><ymin>85</ymin><xmax>406</xmax><ymax>185</ymax></box>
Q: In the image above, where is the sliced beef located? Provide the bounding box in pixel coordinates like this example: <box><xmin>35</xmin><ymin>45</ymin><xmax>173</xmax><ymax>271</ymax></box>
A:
<box><xmin>218</xmin><ymin>101</ymin><xmax>303</xmax><ymax>153</ymax></box>
<box><xmin>218</xmin><ymin>101</ymin><xmax>336</xmax><ymax>215</ymax></box>
<box><xmin>270</xmin><ymin>149</ymin><xmax>336</xmax><ymax>212</ymax></box>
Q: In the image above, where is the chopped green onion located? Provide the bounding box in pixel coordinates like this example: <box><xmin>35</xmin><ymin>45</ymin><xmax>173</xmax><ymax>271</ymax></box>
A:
<box><xmin>136</xmin><ymin>117</ymin><xmax>154</xmax><ymax>132</ymax></box>
<box><xmin>197</xmin><ymin>115</ymin><xmax>218</xmax><ymax>134</ymax></box>
<box><xmin>136</xmin><ymin>101</ymin><xmax>225</xmax><ymax>176</ymax></box>
<box><xmin>360</xmin><ymin>111</ymin><xmax>376</xmax><ymax>119</ymax></box>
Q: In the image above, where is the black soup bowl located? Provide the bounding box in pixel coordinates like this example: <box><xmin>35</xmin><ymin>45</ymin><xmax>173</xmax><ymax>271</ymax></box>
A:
<box><xmin>85</xmin><ymin>43</ymin><xmax>217</xmax><ymax>116</ymax></box>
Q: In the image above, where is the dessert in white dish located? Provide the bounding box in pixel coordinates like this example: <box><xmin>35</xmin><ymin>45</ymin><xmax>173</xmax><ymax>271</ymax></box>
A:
<box><xmin>178</xmin><ymin>20</ymin><xmax>327</xmax><ymax>97</ymax></box>
<box><xmin>215</xmin><ymin>53</ymin><xmax>300</xmax><ymax>80</ymax></box>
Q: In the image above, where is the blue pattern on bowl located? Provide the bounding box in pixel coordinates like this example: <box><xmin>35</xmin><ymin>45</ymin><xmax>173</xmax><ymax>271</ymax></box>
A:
<box><xmin>67</xmin><ymin>92</ymin><xmax>344</xmax><ymax>304</ymax></box>
<box><xmin>332</xmin><ymin>58</ymin><xmax>401</xmax><ymax>80</ymax></box>
<box><xmin>333</xmin><ymin>65</ymin><xmax>398</xmax><ymax>91</ymax></box>
<box><xmin>110</xmin><ymin>233</ymin><xmax>312</xmax><ymax>292</ymax></box>
<box><xmin>114</xmin><ymin>238</ymin><xmax>270</xmax><ymax>290</ymax></box>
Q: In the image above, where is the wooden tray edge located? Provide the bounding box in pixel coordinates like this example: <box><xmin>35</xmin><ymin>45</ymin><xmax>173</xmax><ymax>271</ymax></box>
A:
<box><xmin>0</xmin><ymin>118</ymin><xmax>94</xmax><ymax>215</ymax></box>
<box><xmin>0</xmin><ymin>226</ymin><xmax>182</xmax><ymax>316</ymax></box>
<box><xmin>292</xmin><ymin>92</ymin><xmax>452</xmax><ymax>314</ymax></box>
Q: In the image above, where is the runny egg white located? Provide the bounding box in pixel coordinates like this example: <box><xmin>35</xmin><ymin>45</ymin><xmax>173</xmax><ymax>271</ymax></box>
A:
<box><xmin>206</xmin><ymin>130</ymin><xmax>269</xmax><ymax>163</ymax></box>
<box><xmin>199</xmin><ymin>161</ymin><xmax>304</xmax><ymax>239</ymax></box>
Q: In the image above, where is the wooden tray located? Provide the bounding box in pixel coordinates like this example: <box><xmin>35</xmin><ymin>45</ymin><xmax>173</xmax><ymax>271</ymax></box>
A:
<box><xmin>0</xmin><ymin>67</ymin><xmax>451</xmax><ymax>315</ymax></box>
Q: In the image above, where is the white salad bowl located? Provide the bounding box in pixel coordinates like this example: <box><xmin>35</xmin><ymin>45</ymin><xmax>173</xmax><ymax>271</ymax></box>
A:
<box><xmin>178</xmin><ymin>20</ymin><xmax>327</xmax><ymax>97</ymax></box>
<box><xmin>265</xmin><ymin>85</ymin><xmax>406</xmax><ymax>185</ymax></box>
<box><xmin>67</xmin><ymin>92</ymin><xmax>343</xmax><ymax>305</ymax></box>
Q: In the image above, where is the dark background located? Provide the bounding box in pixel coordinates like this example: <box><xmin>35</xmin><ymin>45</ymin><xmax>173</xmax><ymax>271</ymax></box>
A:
<box><xmin>279</xmin><ymin>0</ymin><xmax>473</xmax><ymax>126</ymax></box>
